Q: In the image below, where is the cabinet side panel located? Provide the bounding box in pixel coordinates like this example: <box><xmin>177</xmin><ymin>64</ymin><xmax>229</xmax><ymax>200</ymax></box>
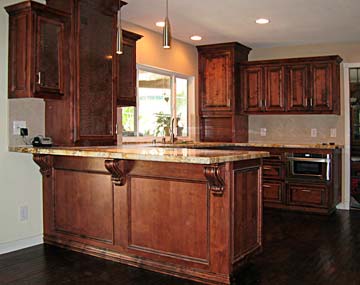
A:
<box><xmin>233</xmin><ymin>165</ymin><xmax>262</xmax><ymax>262</ymax></box>
<box><xmin>78</xmin><ymin>0</ymin><xmax>115</xmax><ymax>137</ymax></box>
<box><xmin>9</xmin><ymin>13</ymin><xmax>29</xmax><ymax>98</ymax></box>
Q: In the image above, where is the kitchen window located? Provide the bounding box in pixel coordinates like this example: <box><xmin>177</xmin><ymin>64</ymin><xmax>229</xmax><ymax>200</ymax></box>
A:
<box><xmin>121</xmin><ymin>65</ymin><xmax>191</xmax><ymax>139</ymax></box>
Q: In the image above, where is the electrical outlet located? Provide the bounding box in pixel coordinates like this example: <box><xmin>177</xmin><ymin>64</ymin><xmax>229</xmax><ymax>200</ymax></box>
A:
<box><xmin>19</xmin><ymin>205</ymin><xmax>28</xmax><ymax>222</ymax></box>
<box><xmin>13</xmin><ymin>121</ymin><xmax>26</xmax><ymax>135</ymax></box>
<box><xmin>311</xmin><ymin>128</ymin><xmax>317</xmax><ymax>137</ymax></box>
<box><xmin>260</xmin><ymin>128</ymin><xmax>267</xmax><ymax>137</ymax></box>
<box><xmin>330</xmin><ymin>128</ymin><xmax>337</xmax><ymax>138</ymax></box>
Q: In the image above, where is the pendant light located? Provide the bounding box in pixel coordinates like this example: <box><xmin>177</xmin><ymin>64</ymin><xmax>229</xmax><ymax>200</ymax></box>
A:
<box><xmin>163</xmin><ymin>0</ymin><xmax>171</xmax><ymax>49</ymax></box>
<box><xmin>116</xmin><ymin>0</ymin><xmax>123</xmax><ymax>54</ymax></box>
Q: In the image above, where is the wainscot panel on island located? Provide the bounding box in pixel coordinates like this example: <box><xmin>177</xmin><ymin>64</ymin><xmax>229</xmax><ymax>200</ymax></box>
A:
<box><xmin>10</xmin><ymin>145</ymin><xmax>269</xmax><ymax>285</ymax></box>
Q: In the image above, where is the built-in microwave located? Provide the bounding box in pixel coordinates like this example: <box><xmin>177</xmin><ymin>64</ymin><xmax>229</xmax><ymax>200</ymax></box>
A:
<box><xmin>286</xmin><ymin>153</ymin><xmax>331</xmax><ymax>181</ymax></box>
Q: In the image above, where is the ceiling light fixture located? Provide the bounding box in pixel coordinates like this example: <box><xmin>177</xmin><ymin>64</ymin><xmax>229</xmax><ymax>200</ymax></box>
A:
<box><xmin>156</xmin><ymin>21</ymin><xmax>165</xmax><ymax>27</ymax></box>
<box><xmin>256</xmin><ymin>18</ymin><xmax>270</xmax><ymax>24</ymax></box>
<box><xmin>163</xmin><ymin>0</ymin><xmax>171</xmax><ymax>49</ymax></box>
<box><xmin>116</xmin><ymin>0</ymin><xmax>123</xmax><ymax>54</ymax></box>
<box><xmin>190</xmin><ymin>35</ymin><xmax>202</xmax><ymax>41</ymax></box>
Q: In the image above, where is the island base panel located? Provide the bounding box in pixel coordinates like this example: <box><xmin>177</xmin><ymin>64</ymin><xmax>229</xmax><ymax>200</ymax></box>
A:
<box><xmin>34</xmin><ymin>155</ymin><xmax>263</xmax><ymax>285</ymax></box>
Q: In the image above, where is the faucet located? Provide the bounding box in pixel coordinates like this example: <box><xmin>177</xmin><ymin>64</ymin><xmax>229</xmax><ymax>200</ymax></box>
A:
<box><xmin>169</xmin><ymin>117</ymin><xmax>177</xmax><ymax>144</ymax></box>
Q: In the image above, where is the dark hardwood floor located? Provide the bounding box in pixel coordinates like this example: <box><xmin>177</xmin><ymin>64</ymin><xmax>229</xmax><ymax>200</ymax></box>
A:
<box><xmin>1</xmin><ymin>209</ymin><xmax>360</xmax><ymax>285</ymax></box>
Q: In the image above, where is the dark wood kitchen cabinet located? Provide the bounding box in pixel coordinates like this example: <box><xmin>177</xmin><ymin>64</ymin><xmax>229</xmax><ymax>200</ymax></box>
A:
<box><xmin>117</xmin><ymin>30</ymin><xmax>142</xmax><ymax>106</ymax></box>
<box><xmin>242</xmin><ymin>64</ymin><xmax>285</xmax><ymax>113</ymax></box>
<box><xmin>286</xmin><ymin>64</ymin><xmax>309</xmax><ymax>112</ymax></box>
<box><xmin>44</xmin><ymin>0</ymin><xmax>142</xmax><ymax>145</ymax></box>
<box><xmin>5</xmin><ymin>1</ymin><xmax>70</xmax><ymax>99</ymax></box>
<box><xmin>241</xmin><ymin>55</ymin><xmax>342</xmax><ymax>115</ymax></box>
<box><xmin>242</xmin><ymin>66</ymin><xmax>263</xmax><ymax>112</ymax></box>
<box><xmin>310</xmin><ymin>62</ymin><xmax>334</xmax><ymax>112</ymax></box>
<box><xmin>220</xmin><ymin>145</ymin><xmax>341</xmax><ymax>214</ymax></box>
<box><xmin>197</xmin><ymin>42</ymin><xmax>251</xmax><ymax>142</ymax></box>
<box><xmin>264</xmin><ymin>65</ymin><xmax>285</xmax><ymax>112</ymax></box>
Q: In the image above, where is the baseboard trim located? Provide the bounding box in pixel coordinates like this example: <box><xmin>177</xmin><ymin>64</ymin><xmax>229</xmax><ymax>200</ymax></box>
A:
<box><xmin>336</xmin><ymin>202</ymin><xmax>350</xmax><ymax>210</ymax></box>
<box><xmin>0</xmin><ymin>235</ymin><xmax>43</xmax><ymax>255</ymax></box>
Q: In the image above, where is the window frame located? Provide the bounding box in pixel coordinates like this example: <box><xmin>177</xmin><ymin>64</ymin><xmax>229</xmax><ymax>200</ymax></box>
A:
<box><xmin>121</xmin><ymin>64</ymin><xmax>192</xmax><ymax>141</ymax></box>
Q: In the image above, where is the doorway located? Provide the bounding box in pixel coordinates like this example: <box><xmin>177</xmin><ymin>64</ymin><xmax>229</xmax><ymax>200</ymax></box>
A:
<box><xmin>349</xmin><ymin>67</ymin><xmax>360</xmax><ymax>209</ymax></box>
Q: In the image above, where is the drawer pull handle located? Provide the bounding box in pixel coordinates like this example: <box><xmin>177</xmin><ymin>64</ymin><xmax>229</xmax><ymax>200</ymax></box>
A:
<box><xmin>300</xmin><ymin>189</ymin><xmax>311</xmax><ymax>193</ymax></box>
<box><xmin>263</xmin><ymin>185</ymin><xmax>271</xmax><ymax>188</ymax></box>
<box><xmin>263</xmin><ymin>167</ymin><xmax>272</xmax><ymax>170</ymax></box>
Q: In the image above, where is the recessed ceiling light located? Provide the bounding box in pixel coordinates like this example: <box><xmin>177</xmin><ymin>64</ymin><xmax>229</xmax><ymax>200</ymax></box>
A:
<box><xmin>190</xmin><ymin>35</ymin><xmax>202</xmax><ymax>41</ymax></box>
<box><xmin>156</xmin><ymin>21</ymin><xmax>165</xmax><ymax>27</ymax></box>
<box><xmin>256</xmin><ymin>18</ymin><xmax>270</xmax><ymax>24</ymax></box>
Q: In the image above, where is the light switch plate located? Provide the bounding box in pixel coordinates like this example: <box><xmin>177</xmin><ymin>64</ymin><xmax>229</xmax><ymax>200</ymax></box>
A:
<box><xmin>311</xmin><ymin>128</ymin><xmax>317</xmax><ymax>137</ymax></box>
<box><xmin>330</xmin><ymin>128</ymin><xmax>337</xmax><ymax>138</ymax></box>
<box><xmin>260</xmin><ymin>128</ymin><xmax>267</xmax><ymax>137</ymax></box>
<box><xmin>13</xmin><ymin>121</ymin><xmax>26</xmax><ymax>135</ymax></box>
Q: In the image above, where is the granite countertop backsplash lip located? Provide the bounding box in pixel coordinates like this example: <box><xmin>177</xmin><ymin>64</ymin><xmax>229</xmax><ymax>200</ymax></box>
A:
<box><xmin>154</xmin><ymin>141</ymin><xmax>344</xmax><ymax>149</ymax></box>
<box><xmin>8</xmin><ymin>145</ymin><xmax>270</xmax><ymax>165</ymax></box>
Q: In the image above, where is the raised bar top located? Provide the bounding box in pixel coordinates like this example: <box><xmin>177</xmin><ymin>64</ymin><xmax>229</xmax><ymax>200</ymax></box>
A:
<box><xmin>9</xmin><ymin>145</ymin><xmax>269</xmax><ymax>165</ymax></box>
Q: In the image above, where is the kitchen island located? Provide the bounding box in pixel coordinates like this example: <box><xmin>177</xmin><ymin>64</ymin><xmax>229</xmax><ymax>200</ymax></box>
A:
<box><xmin>10</xmin><ymin>145</ymin><xmax>269</xmax><ymax>284</ymax></box>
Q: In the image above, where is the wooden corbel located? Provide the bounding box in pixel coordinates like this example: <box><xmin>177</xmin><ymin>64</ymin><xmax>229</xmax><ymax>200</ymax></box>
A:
<box><xmin>33</xmin><ymin>154</ymin><xmax>53</xmax><ymax>177</ymax></box>
<box><xmin>204</xmin><ymin>164</ymin><xmax>225</xmax><ymax>196</ymax></box>
<box><xmin>104</xmin><ymin>159</ymin><xmax>127</xmax><ymax>186</ymax></box>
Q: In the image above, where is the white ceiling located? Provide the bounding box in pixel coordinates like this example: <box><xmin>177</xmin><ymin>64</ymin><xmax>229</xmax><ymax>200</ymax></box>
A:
<box><xmin>122</xmin><ymin>0</ymin><xmax>360</xmax><ymax>48</ymax></box>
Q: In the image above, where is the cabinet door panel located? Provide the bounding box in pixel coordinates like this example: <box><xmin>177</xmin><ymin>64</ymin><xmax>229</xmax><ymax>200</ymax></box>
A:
<box><xmin>263</xmin><ymin>164</ymin><xmax>284</xmax><ymax>180</ymax></box>
<box><xmin>264</xmin><ymin>65</ymin><xmax>285</xmax><ymax>112</ymax></box>
<box><xmin>36</xmin><ymin>17</ymin><xmax>64</xmax><ymax>95</ymax></box>
<box><xmin>287</xmin><ymin>64</ymin><xmax>308</xmax><ymax>111</ymax></box>
<box><xmin>287</xmin><ymin>184</ymin><xmax>327</xmax><ymax>207</ymax></box>
<box><xmin>200</xmin><ymin>52</ymin><xmax>232</xmax><ymax>112</ymax></box>
<box><xmin>243</xmin><ymin>67</ymin><xmax>263</xmax><ymax>112</ymax></box>
<box><xmin>310</xmin><ymin>63</ymin><xmax>333</xmax><ymax>112</ymax></box>
<box><xmin>263</xmin><ymin>181</ymin><xmax>283</xmax><ymax>203</ymax></box>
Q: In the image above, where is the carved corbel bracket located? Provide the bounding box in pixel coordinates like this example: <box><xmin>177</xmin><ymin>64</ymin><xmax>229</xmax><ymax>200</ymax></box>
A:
<box><xmin>33</xmin><ymin>154</ymin><xmax>53</xmax><ymax>177</ymax></box>
<box><xmin>104</xmin><ymin>159</ymin><xmax>127</xmax><ymax>186</ymax></box>
<box><xmin>204</xmin><ymin>164</ymin><xmax>225</xmax><ymax>196</ymax></box>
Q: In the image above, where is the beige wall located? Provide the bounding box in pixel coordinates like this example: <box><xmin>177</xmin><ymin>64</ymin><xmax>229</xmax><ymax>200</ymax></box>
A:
<box><xmin>248</xmin><ymin>42</ymin><xmax>360</xmax><ymax>143</ymax></box>
<box><xmin>121</xmin><ymin>21</ymin><xmax>199</xmax><ymax>141</ymax></box>
<box><xmin>0</xmin><ymin>0</ymin><xmax>44</xmax><ymax>253</ymax></box>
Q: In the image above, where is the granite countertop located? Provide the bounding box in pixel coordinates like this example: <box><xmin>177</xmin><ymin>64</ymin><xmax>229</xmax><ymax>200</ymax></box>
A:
<box><xmin>9</xmin><ymin>145</ymin><xmax>269</xmax><ymax>165</ymax></box>
<box><xmin>157</xmin><ymin>142</ymin><xmax>343</xmax><ymax>150</ymax></box>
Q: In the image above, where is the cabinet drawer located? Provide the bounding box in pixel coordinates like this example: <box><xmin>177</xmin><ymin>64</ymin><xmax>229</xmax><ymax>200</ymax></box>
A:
<box><xmin>287</xmin><ymin>184</ymin><xmax>327</xmax><ymax>207</ymax></box>
<box><xmin>263</xmin><ymin>181</ymin><xmax>283</xmax><ymax>203</ymax></box>
<box><xmin>263</xmin><ymin>164</ymin><xmax>284</xmax><ymax>179</ymax></box>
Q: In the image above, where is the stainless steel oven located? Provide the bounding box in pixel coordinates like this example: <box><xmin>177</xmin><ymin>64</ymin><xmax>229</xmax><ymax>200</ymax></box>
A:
<box><xmin>286</xmin><ymin>153</ymin><xmax>331</xmax><ymax>181</ymax></box>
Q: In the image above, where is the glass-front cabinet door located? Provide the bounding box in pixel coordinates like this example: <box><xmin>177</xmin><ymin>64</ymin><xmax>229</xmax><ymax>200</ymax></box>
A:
<box><xmin>35</xmin><ymin>16</ymin><xmax>65</xmax><ymax>96</ymax></box>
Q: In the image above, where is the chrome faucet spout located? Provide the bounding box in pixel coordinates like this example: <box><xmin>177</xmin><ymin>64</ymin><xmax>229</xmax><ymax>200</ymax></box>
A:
<box><xmin>170</xmin><ymin>117</ymin><xmax>177</xmax><ymax>144</ymax></box>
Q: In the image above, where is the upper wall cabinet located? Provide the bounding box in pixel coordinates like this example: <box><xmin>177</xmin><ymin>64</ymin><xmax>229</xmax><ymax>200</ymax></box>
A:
<box><xmin>198</xmin><ymin>49</ymin><xmax>233</xmax><ymax>113</ymax></box>
<box><xmin>117</xmin><ymin>31</ymin><xmax>143</xmax><ymax>107</ymax></box>
<box><xmin>5</xmin><ymin>1</ymin><xmax>70</xmax><ymax>99</ymax></box>
<box><xmin>197</xmin><ymin>42</ymin><xmax>251</xmax><ymax>142</ymax></box>
<box><xmin>241</xmin><ymin>55</ymin><xmax>342</xmax><ymax>115</ymax></box>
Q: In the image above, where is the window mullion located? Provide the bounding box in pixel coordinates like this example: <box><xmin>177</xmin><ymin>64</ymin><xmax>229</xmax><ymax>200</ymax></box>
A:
<box><xmin>172</xmin><ymin>75</ymin><xmax>177</xmax><ymax>136</ymax></box>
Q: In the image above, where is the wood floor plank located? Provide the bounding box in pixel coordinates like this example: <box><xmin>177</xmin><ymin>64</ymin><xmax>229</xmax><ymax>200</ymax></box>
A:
<box><xmin>0</xmin><ymin>209</ymin><xmax>359</xmax><ymax>284</ymax></box>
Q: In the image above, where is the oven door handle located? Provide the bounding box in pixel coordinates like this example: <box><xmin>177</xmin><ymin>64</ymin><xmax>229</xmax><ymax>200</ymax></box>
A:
<box><xmin>287</xmin><ymin>157</ymin><xmax>330</xmax><ymax>163</ymax></box>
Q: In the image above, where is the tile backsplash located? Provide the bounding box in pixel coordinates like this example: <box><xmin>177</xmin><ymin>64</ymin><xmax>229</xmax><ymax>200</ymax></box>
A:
<box><xmin>8</xmin><ymin>98</ymin><xmax>45</xmax><ymax>146</ymax></box>
<box><xmin>248</xmin><ymin>114</ymin><xmax>344</xmax><ymax>144</ymax></box>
